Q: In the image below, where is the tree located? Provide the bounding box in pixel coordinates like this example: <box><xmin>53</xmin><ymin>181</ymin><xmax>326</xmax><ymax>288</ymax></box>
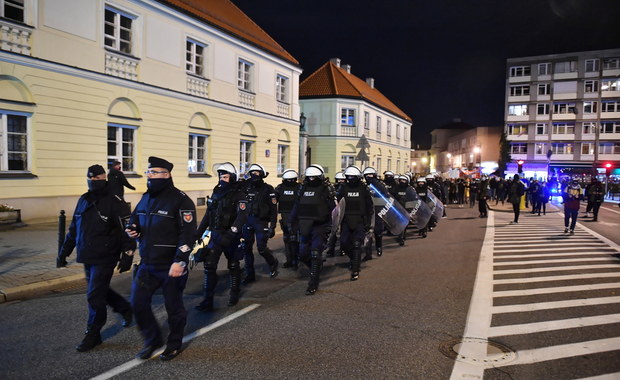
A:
<box><xmin>497</xmin><ymin>131</ymin><xmax>511</xmax><ymax>178</ymax></box>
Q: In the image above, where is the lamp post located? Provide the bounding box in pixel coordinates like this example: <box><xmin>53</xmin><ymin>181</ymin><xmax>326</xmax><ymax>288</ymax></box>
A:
<box><xmin>299</xmin><ymin>112</ymin><xmax>308</xmax><ymax>174</ymax></box>
<box><xmin>473</xmin><ymin>146</ymin><xmax>481</xmax><ymax>177</ymax></box>
<box><xmin>446</xmin><ymin>153</ymin><xmax>452</xmax><ymax>171</ymax></box>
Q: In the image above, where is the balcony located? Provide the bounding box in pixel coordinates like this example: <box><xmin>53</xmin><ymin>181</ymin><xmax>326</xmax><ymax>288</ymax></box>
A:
<box><xmin>276</xmin><ymin>101</ymin><xmax>290</xmax><ymax>117</ymax></box>
<box><xmin>238</xmin><ymin>90</ymin><xmax>255</xmax><ymax>109</ymax></box>
<box><xmin>0</xmin><ymin>20</ymin><xmax>31</xmax><ymax>55</ymax></box>
<box><xmin>340</xmin><ymin>126</ymin><xmax>357</xmax><ymax>137</ymax></box>
<box><xmin>105</xmin><ymin>51</ymin><xmax>138</xmax><ymax>81</ymax></box>
<box><xmin>187</xmin><ymin>76</ymin><xmax>209</xmax><ymax>98</ymax></box>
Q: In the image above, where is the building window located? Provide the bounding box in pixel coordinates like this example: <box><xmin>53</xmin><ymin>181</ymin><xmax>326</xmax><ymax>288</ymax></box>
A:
<box><xmin>387</xmin><ymin>158</ymin><xmax>392</xmax><ymax>170</ymax></box>
<box><xmin>601</xmin><ymin>121</ymin><xmax>620</xmax><ymax>134</ymax></box>
<box><xmin>584</xmin><ymin>80</ymin><xmax>599</xmax><ymax>93</ymax></box>
<box><xmin>104</xmin><ymin>6</ymin><xmax>134</xmax><ymax>55</ymax></box>
<box><xmin>537</xmin><ymin>103</ymin><xmax>549</xmax><ymax>115</ymax></box>
<box><xmin>552</xmin><ymin>123</ymin><xmax>575</xmax><ymax>134</ymax></box>
<box><xmin>583</xmin><ymin>122</ymin><xmax>597</xmax><ymax>135</ymax></box>
<box><xmin>376</xmin><ymin>157</ymin><xmax>381</xmax><ymax>172</ymax></box>
<box><xmin>553</xmin><ymin>102</ymin><xmax>576</xmax><ymax>114</ymax></box>
<box><xmin>601</xmin><ymin>101</ymin><xmax>620</xmax><ymax>113</ymax></box>
<box><xmin>581</xmin><ymin>142</ymin><xmax>594</xmax><ymax>155</ymax></box>
<box><xmin>1</xmin><ymin>112</ymin><xmax>29</xmax><ymax>171</ymax></box>
<box><xmin>554</xmin><ymin>61</ymin><xmax>577</xmax><ymax>73</ymax></box>
<box><xmin>107</xmin><ymin>124</ymin><xmax>136</xmax><ymax>171</ymax></box>
<box><xmin>1</xmin><ymin>0</ymin><xmax>24</xmax><ymax>22</ymax></box>
<box><xmin>237</xmin><ymin>59</ymin><xmax>253</xmax><ymax>92</ymax></box>
<box><xmin>599</xmin><ymin>142</ymin><xmax>620</xmax><ymax>154</ymax></box>
<box><xmin>386</xmin><ymin>121</ymin><xmax>392</xmax><ymax>136</ymax></box>
<box><xmin>551</xmin><ymin>143</ymin><xmax>573</xmax><ymax>154</ymax></box>
<box><xmin>239</xmin><ymin>140</ymin><xmax>253</xmax><ymax>174</ymax></box>
<box><xmin>583</xmin><ymin>101</ymin><xmax>598</xmax><ymax>114</ymax></box>
<box><xmin>341</xmin><ymin>155</ymin><xmax>355</xmax><ymax>170</ymax></box>
<box><xmin>376</xmin><ymin>116</ymin><xmax>381</xmax><ymax>133</ymax></box>
<box><xmin>277</xmin><ymin>144</ymin><xmax>288</xmax><ymax>175</ymax></box>
<box><xmin>276</xmin><ymin>75</ymin><xmax>288</xmax><ymax>103</ymax></box>
<box><xmin>396</xmin><ymin>124</ymin><xmax>401</xmax><ymax>139</ymax></box>
<box><xmin>510</xmin><ymin>85</ymin><xmax>530</xmax><ymax>96</ymax></box>
<box><xmin>186</xmin><ymin>39</ymin><xmax>206</xmax><ymax>77</ymax></box>
<box><xmin>510</xmin><ymin>143</ymin><xmax>527</xmax><ymax>154</ymax></box>
<box><xmin>603</xmin><ymin>57</ymin><xmax>620</xmax><ymax>70</ymax></box>
<box><xmin>363</xmin><ymin>112</ymin><xmax>370</xmax><ymax>131</ymax></box>
<box><xmin>507</xmin><ymin>124</ymin><xmax>527</xmax><ymax>136</ymax></box>
<box><xmin>538</xmin><ymin>63</ymin><xmax>550</xmax><ymax>76</ymax></box>
<box><xmin>509</xmin><ymin>66</ymin><xmax>530</xmax><ymax>77</ymax></box>
<box><xmin>585</xmin><ymin>59</ymin><xmax>599</xmax><ymax>72</ymax></box>
<box><xmin>538</xmin><ymin>83</ymin><xmax>550</xmax><ymax>95</ymax></box>
<box><xmin>341</xmin><ymin>108</ymin><xmax>355</xmax><ymax>126</ymax></box>
<box><xmin>536</xmin><ymin>123</ymin><xmax>547</xmax><ymax>135</ymax></box>
<box><xmin>601</xmin><ymin>78</ymin><xmax>619</xmax><ymax>92</ymax></box>
<box><xmin>188</xmin><ymin>134</ymin><xmax>207</xmax><ymax>173</ymax></box>
<box><xmin>404</xmin><ymin>127</ymin><xmax>408</xmax><ymax>141</ymax></box>
<box><xmin>535</xmin><ymin>143</ymin><xmax>547</xmax><ymax>155</ymax></box>
<box><xmin>508</xmin><ymin>104</ymin><xmax>528</xmax><ymax>116</ymax></box>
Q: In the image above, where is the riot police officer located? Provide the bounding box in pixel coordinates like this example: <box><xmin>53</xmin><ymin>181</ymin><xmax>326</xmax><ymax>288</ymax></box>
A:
<box><xmin>362</xmin><ymin>167</ymin><xmax>388</xmax><ymax>259</ymax></box>
<box><xmin>415</xmin><ymin>177</ymin><xmax>430</xmax><ymax>237</ymax></box>
<box><xmin>289</xmin><ymin>164</ymin><xmax>337</xmax><ymax>295</ymax></box>
<box><xmin>334</xmin><ymin>171</ymin><xmax>346</xmax><ymax>192</ymax></box>
<box><xmin>275</xmin><ymin>169</ymin><xmax>301</xmax><ymax>269</ymax></box>
<box><xmin>326</xmin><ymin>171</ymin><xmax>346</xmax><ymax>257</ymax></box>
<box><xmin>195</xmin><ymin>162</ymin><xmax>248</xmax><ymax>312</ymax></box>
<box><xmin>383</xmin><ymin>170</ymin><xmax>397</xmax><ymax>196</ymax></box>
<box><xmin>240</xmin><ymin>163</ymin><xmax>279</xmax><ymax>283</ymax></box>
<box><xmin>57</xmin><ymin>164</ymin><xmax>135</xmax><ymax>352</ymax></box>
<box><xmin>337</xmin><ymin>166</ymin><xmax>373</xmax><ymax>280</ymax></box>
<box><xmin>126</xmin><ymin>157</ymin><xmax>196</xmax><ymax>361</ymax></box>
<box><xmin>394</xmin><ymin>175</ymin><xmax>413</xmax><ymax>245</ymax></box>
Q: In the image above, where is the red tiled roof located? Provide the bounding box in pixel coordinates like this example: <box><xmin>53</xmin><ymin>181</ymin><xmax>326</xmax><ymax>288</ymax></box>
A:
<box><xmin>159</xmin><ymin>0</ymin><xmax>299</xmax><ymax>65</ymax></box>
<box><xmin>300</xmin><ymin>61</ymin><xmax>412</xmax><ymax>122</ymax></box>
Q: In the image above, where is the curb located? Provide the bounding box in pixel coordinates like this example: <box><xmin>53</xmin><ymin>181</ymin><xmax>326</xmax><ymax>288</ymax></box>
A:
<box><xmin>0</xmin><ymin>273</ymin><xmax>85</xmax><ymax>304</ymax></box>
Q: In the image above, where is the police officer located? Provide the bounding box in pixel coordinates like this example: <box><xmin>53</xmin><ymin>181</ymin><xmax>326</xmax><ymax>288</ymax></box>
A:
<box><xmin>383</xmin><ymin>170</ymin><xmax>397</xmax><ymax>196</ymax></box>
<box><xmin>107</xmin><ymin>160</ymin><xmax>135</xmax><ymax>199</ymax></box>
<box><xmin>274</xmin><ymin>169</ymin><xmax>300</xmax><ymax>269</ymax></box>
<box><xmin>337</xmin><ymin>166</ymin><xmax>373</xmax><ymax>280</ymax></box>
<box><xmin>427</xmin><ymin>174</ymin><xmax>447</xmax><ymax>218</ymax></box>
<box><xmin>478</xmin><ymin>176</ymin><xmax>489</xmax><ymax>218</ymax></box>
<box><xmin>587</xmin><ymin>177</ymin><xmax>604</xmax><ymax>221</ymax></box>
<box><xmin>362</xmin><ymin>167</ymin><xmax>388</xmax><ymax>259</ymax></box>
<box><xmin>289</xmin><ymin>164</ymin><xmax>337</xmax><ymax>295</ymax></box>
<box><xmin>414</xmin><ymin>177</ymin><xmax>430</xmax><ymax>237</ymax></box>
<box><xmin>195</xmin><ymin>162</ymin><xmax>248</xmax><ymax>312</ymax></box>
<box><xmin>334</xmin><ymin>171</ymin><xmax>346</xmax><ymax>192</ymax></box>
<box><xmin>57</xmin><ymin>164</ymin><xmax>135</xmax><ymax>352</ymax></box>
<box><xmin>326</xmin><ymin>171</ymin><xmax>346</xmax><ymax>257</ymax></box>
<box><xmin>125</xmin><ymin>157</ymin><xmax>196</xmax><ymax>361</ymax></box>
<box><xmin>394</xmin><ymin>175</ymin><xmax>412</xmax><ymax>245</ymax></box>
<box><xmin>240</xmin><ymin>163</ymin><xmax>279</xmax><ymax>283</ymax></box>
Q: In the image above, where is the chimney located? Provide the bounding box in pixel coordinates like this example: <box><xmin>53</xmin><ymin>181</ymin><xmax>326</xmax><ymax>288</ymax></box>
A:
<box><xmin>342</xmin><ymin>64</ymin><xmax>351</xmax><ymax>73</ymax></box>
<box><xmin>329</xmin><ymin>58</ymin><xmax>341</xmax><ymax>67</ymax></box>
<box><xmin>366</xmin><ymin>78</ymin><xmax>375</xmax><ymax>88</ymax></box>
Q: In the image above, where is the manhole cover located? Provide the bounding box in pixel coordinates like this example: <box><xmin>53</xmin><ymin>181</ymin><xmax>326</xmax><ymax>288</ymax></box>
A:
<box><xmin>439</xmin><ymin>337</ymin><xmax>517</xmax><ymax>365</ymax></box>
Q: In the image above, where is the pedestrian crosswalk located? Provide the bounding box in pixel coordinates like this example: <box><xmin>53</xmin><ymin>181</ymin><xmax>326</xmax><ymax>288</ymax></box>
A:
<box><xmin>451</xmin><ymin>211</ymin><xmax>620</xmax><ymax>379</ymax></box>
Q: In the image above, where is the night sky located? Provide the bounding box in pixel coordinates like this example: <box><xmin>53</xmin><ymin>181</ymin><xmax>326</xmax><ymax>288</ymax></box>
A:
<box><xmin>232</xmin><ymin>0</ymin><xmax>620</xmax><ymax>148</ymax></box>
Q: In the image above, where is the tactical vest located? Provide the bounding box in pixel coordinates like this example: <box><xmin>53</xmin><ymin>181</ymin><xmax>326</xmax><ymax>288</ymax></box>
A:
<box><xmin>208</xmin><ymin>187</ymin><xmax>237</xmax><ymax>229</ymax></box>
<box><xmin>298</xmin><ymin>184</ymin><xmax>330</xmax><ymax>221</ymax></box>
<box><xmin>341</xmin><ymin>183</ymin><xmax>368</xmax><ymax>217</ymax></box>
<box><xmin>245</xmin><ymin>183</ymin><xmax>271</xmax><ymax>219</ymax></box>
<box><xmin>277</xmin><ymin>182</ymin><xmax>298</xmax><ymax>214</ymax></box>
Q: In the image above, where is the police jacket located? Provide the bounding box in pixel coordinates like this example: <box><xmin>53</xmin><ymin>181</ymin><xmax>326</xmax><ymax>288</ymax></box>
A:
<box><xmin>336</xmin><ymin>180</ymin><xmax>373</xmax><ymax>228</ymax></box>
<box><xmin>129</xmin><ymin>180</ymin><xmax>197</xmax><ymax>269</ymax></box>
<box><xmin>197</xmin><ymin>182</ymin><xmax>248</xmax><ymax>236</ymax></box>
<box><xmin>415</xmin><ymin>183</ymin><xmax>429</xmax><ymax>201</ymax></box>
<box><xmin>244</xmin><ymin>179</ymin><xmax>277</xmax><ymax>225</ymax></box>
<box><xmin>587</xmin><ymin>182</ymin><xmax>604</xmax><ymax>203</ymax></box>
<box><xmin>275</xmin><ymin>181</ymin><xmax>301</xmax><ymax>215</ymax></box>
<box><xmin>289</xmin><ymin>180</ymin><xmax>336</xmax><ymax>224</ymax></box>
<box><xmin>61</xmin><ymin>185</ymin><xmax>135</xmax><ymax>265</ymax></box>
<box><xmin>108</xmin><ymin>168</ymin><xmax>135</xmax><ymax>197</ymax></box>
<box><xmin>394</xmin><ymin>183</ymin><xmax>411</xmax><ymax>207</ymax></box>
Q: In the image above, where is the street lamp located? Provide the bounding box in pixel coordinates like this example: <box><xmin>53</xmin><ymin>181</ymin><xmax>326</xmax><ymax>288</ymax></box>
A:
<box><xmin>421</xmin><ymin>157</ymin><xmax>428</xmax><ymax>175</ymax></box>
<box><xmin>299</xmin><ymin>112</ymin><xmax>308</xmax><ymax>174</ymax></box>
<box><xmin>473</xmin><ymin>146</ymin><xmax>481</xmax><ymax>177</ymax></box>
<box><xmin>411</xmin><ymin>161</ymin><xmax>417</xmax><ymax>174</ymax></box>
<box><xmin>446</xmin><ymin>153</ymin><xmax>452</xmax><ymax>170</ymax></box>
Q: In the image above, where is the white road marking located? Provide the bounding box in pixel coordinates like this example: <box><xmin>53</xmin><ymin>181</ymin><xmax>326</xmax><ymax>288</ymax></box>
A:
<box><xmin>493</xmin><ymin>283</ymin><xmax>620</xmax><ymax>297</ymax></box>
<box><xmin>493</xmin><ymin>257</ymin><xmax>618</xmax><ymax>266</ymax></box>
<box><xmin>494</xmin><ymin>273</ymin><xmax>620</xmax><ymax>285</ymax></box>
<box><xmin>496</xmin><ymin>264</ymin><xmax>620</xmax><ymax>274</ymax></box>
<box><xmin>488</xmin><ymin>313</ymin><xmax>620</xmax><ymax>336</ymax></box>
<box><xmin>492</xmin><ymin>296</ymin><xmax>620</xmax><ymax>313</ymax></box>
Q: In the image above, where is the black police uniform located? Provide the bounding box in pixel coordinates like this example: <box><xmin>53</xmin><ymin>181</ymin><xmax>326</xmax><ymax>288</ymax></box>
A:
<box><xmin>241</xmin><ymin>177</ymin><xmax>279</xmax><ymax>282</ymax></box>
<box><xmin>195</xmin><ymin>181</ymin><xmax>248</xmax><ymax>311</ymax></box>
<box><xmin>108</xmin><ymin>166</ymin><xmax>135</xmax><ymax>198</ymax></box>
<box><xmin>128</xmin><ymin>173</ymin><xmax>196</xmax><ymax>358</ymax></box>
<box><xmin>275</xmin><ymin>179</ymin><xmax>301</xmax><ymax>268</ymax></box>
<box><xmin>59</xmin><ymin>180</ymin><xmax>135</xmax><ymax>351</ymax></box>
<box><xmin>364</xmin><ymin>176</ymin><xmax>389</xmax><ymax>258</ymax></box>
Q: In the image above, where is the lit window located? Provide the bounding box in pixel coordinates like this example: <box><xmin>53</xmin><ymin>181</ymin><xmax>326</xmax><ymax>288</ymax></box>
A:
<box><xmin>341</xmin><ymin>108</ymin><xmax>355</xmax><ymax>126</ymax></box>
<box><xmin>584</xmin><ymin>80</ymin><xmax>599</xmax><ymax>93</ymax></box>
<box><xmin>188</xmin><ymin>134</ymin><xmax>207</xmax><ymax>173</ymax></box>
<box><xmin>552</xmin><ymin>123</ymin><xmax>575</xmax><ymax>135</ymax></box>
<box><xmin>107</xmin><ymin>124</ymin><xmax>136</xmax><ymax>171</ymax></box>
<box><xmin>601</xmin><ymin>78</ymin><xmax>619</xmax><ymax>92</ymax></box>
<box><xmin>507</xmin><ymin>124</ymin><xmax>527</xmax><ymax>136</ymax></box>
<box><xmin>581</xmin><ymin>143</ymin><xmax>594</xmax><ymax>155</ymax></box>
<box><xmin>535</xmin><ymin>143</ymin><xmax>547</xmax><ymax>155</ymax></box>
<box><xmin>508</xmin><ymin>104</ymin><xmax>528</xmax><ymax>116</ymax></box>
<box><xmin>551</xmin><ymin>143</ymin><xmax>573</xmax><ymax>154</ymax></box>
<box><xmin>104</xmin><ymin>7</ymin><xmax>134</xmax><ymax>55</ymax></box>
<box><xmin>186</xmin><ymin>39</ymin><xmax>206</xmax><ymax>77</ymax></box>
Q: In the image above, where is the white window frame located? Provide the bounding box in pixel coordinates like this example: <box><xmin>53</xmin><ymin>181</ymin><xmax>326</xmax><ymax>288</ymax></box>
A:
<box><xmin>537</xmin><ymin>103</ymin><xmax>549</xmax><ymax>115</ymax></box>
<box><xmin>583</xmin><ymin>101</ymin><xmax>598</xmax><ymax>114</ymax></box>
<box><xmin>601</xmin><ymin>121</ymin><xmax>620</xmax><ymax>134</ymax></box>
<box><xmin>510</xmin><ymin>85</ymin><xmax>530</xmax><ymax>96</ymax></box>
<box><xmin>1</xmin><ymin>111</ymin><xmax>31</xmax><ymax>172</ymax></box>
<box><xmin>104</xmin><ymin>6</ymin><xmax>135</xmax><ymax>55</ymax></box>
<box><xmin>585</xmin><ymin>59</ymin><xmax>599</xmax><ymax>72</ymax></box>
<box><xmin>363</xmin><ymin>111</ymin><xmax>370</xmax><ymax>130</ymax></box>
<box><xmin>535</xmin><ymin>143</ymin><xmax>547</xmax><ymax>155</ymax></box>
<box><xmin>603</xmin><ymin>58</ymin><xmax>620</xmax><ymax>70</ymax></box>
<box><xmin>276</xmin><ymin>74</ymin><xmax>288</xmax><ymax>103</ymax></box>
<box><xmin>598</xmin><ymin>142</ymin><xmax>620</xmax><ymax>154</ymax></box>
<box><xmin>107</xmin><ymin>123</ymin><xmax>137</xmax><ymax>172</ymax></box>
<box><xmin>507</xmin><ymin>124</ymin><xmax>527</xmax><ymax>136</ymax></box>
<box><xmin>581</xmin><ymin>142</ymin><xmax>594</xmax><ymax>155</ymax></box>
<box><xmin>239</xmin><ymin>140</ymin><xmax>253</xmax><ymax>174</ymax></box>
<box><xmin>554</xmin><ymin>61</ymin><xmax>577</xmax><ymax>73</ymax></box>
<box><xmin>538</xmin><ymin>63</ymin><xmax>550</xmax><ymax>76</ymax></box>
<box><xmin>341</xmin><ymin>154</ymin><xmax>355</xmax><ymax>171</ymax></box>
<box><xmin>584</xmin><ymin>80</ymin><xmax>599</xmax><ymax>93</ymax></box>
<box><xmin>601</xmin><ymin>101</ymin><xmax>620</xmax><ymax>113</ymax></box>
<box><xmin>538</xmin><ymin>83</ymin><xmax>550</xmax><ymax>95</ymax></box>
<box><xmin>553</xmin><ymin>102</ymin><xmax>576</xmax><ymax>114</ymax></box>
<box><xmin>582</xmin><ymin>122</ymin><xmax>597</xmax><ymax>135</ymax></box>
<box><xmin>277</xmin><ymin>144</ymin><xmax>288</xmax><ymax>175</ymax></box>
<box><xmin>237</xmin><ymin>59</ymin><xmax>254</xmax><ymax>92</ymax></box>
<box><xmin>536</xmin><ymin>123</ymin><xmax>547</xmax><ymax>135</ymax></box>
<box><xmin>510</xmin><ymin>66</ymin><xmax>530</xmax><ymax>77</ymax></box>
<box><xmin>551</xmin><ymin>143</ymin><xmax>573</xmax><ymax>155</ymax></box>
<box><xmin>341</xmin><ymin>108</ymin><xmax>355</xmax><ymax>126</ymax></box>
<box><xmin>601</xmin><ymin>78</ymin><xmax>619</xmax><ymax>92</ymax></box>
<box><xmin>510</xmin><ymin>143</ymin><xmax>527</xmax><ymax>154</ymax></box>
<box><xmin>186</xmin><ymin>38</ymin><xmax>206</xmax><ymax>77</ymax></box>
<box><xmin>508</xmin><ymin>104</ymin><xmax>528</xmax><ymax>116</ymax></box>
<box><xmin>188</xmin><ymin>133</ymin><xmax>208</xmax><ymax>173</ymax></box>
<box><xmin>1</xmin><ymin>0</ymin><xmax>24</xmax><ymax>22</ymax></box>
<box><xmin>552</xmin><ymin>123</ymin><xmax>575</xmax><ymax>135</ymax></box>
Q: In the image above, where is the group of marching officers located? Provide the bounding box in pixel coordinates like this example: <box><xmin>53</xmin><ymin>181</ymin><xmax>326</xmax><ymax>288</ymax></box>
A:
<box><xmin>58</xmin><ymin>156</ymin><xmax>444</xmax><ymax>360</ymax></box>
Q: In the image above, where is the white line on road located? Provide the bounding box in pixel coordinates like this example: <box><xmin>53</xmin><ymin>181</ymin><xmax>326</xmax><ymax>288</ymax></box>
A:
<box><xmin>495</xmin><ymin>264</ymin><xmax>620</xmax><ymax>274</ymax></box>
<box><xmin>492</xmin><ymin>296</ymin><xmax>620</xmax><ymax>313</ymax></box>
<box><xmin>493</xmin><ymin>272</ymin><xmax>620</xmax><ymax>285</ymax></box>
<box><xmin>90</xmin><ymin>304</ymin><xmax>261</xmax><ymax>380</ymax></box>
<box><xmin>488</xmin><ymin>313</ymin><xmax>620</xmax><ymax>336</ymax></box>
<box><xmin>493</xmin><ymin>283</ymin><xmax>620</xmax><ymax>297</ymax></box>
<box><xmin>493</xmin><ymin>257</ymin><xmax>618</xmax><ymax>266</ymax></box>
<box><xmin>493</xmin><ymin>246</ymin><xmax>605</xmax><ymax>253</ymax></box>
<box><xmin>494</xmin><ymin>252</ymin><xmax>616</xmax><ymax>260</ymax></box>
<box><xmin>494</xmin><ymin>242</ymin><xmax>609</xmax><ymax>249</ymax></box>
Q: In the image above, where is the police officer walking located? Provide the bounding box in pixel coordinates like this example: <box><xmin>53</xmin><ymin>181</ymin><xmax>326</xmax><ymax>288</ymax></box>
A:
<box><xmin>195</xmin><ymin>162</ymin><xmax>248</xmax><ymax>312</ymax></box>
<box><xmin>125</xmin><ymin>157</ymin><xmax>196</xmax><ymax>361</ymax></box>
<box><xmin>240</xmin><ymin>163</ymin><xmax>279</xmax><ymax>283</ymax></box>
<box><xmin>337</xmin><ymin>166</ymin><xmax>374</xmax><ymax>280</ymax></box>
<box><xmin>107</xmin><ymin>160</ymin><xmax>136</xmax><ymax>199</ymax></box>
<box><xmin>587</xmin><ymin>177</ymin><xmax>604</xmax><ymax>221</ymax></box>
<box><xmin>362</xmin><ymin>167</ymin><xmax>388</xmax><ymax>259</ymax></box>
<box><xmin>289</xmin><ymin>165</ymin><xmax>337</xmax><ymax>295</ymax></box>
<box><xmin>275</xmin><ymin>169</ymin><xmax>301</xmax><ymax>269</ymax></box>
<box><xmin>57</xmin><ymin>164</ymin><xmax>136</xmax><ymax>352</ymax></box>
<box><xmin>414</xmin><ymin>177</ymin><xmax>429</xmax><ymax>238</ymax></box>
<box><xmin>326</xmin><ymin>171</ymin><xmax>346</xmax><ymax>257</ymax></box>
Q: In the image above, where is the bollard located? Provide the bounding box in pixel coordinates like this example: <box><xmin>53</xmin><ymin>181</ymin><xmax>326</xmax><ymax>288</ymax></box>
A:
<box><xmin>58</xmin><ymin>210</ymin><xmax>66</xmax><ymax>254</ymax></box>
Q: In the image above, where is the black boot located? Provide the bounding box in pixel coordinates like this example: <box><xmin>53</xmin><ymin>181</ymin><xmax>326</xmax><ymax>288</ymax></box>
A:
<box><xmin>260</xmin><ymin>249</ymin><xmax>279</xmax><ymax>278</ymax></box>
<box><xmin>375</xmin><ymin>234</ymin><xmax>383</xmax><ymax>256</ymax></box>
<box><xmin>228</xmin><ymin>261</ymin><xmax>241</xmax><ymax>306</ymax></box>
<box><xmin>362</xmin><ymin>243</ymin><xmax>373</xmax><ymax>261</ymax></box>
<box><xmin>351</xmin><ymin>244</ymin><xmax>362</xmax><ymax>281</ymax></box>
<box><xmin>196</xmin><ymin>269</ymin><xmax>218</xmax><ymax>312</ymax></box>
<box><xmin>76</xmin><ymin>330</ymin><xmax>102</xmax><ymax>352</ymax></box>
<box><xmin>305</xmin><ymin>250</ymin><xmax>322</xmax><ymax>295</ymax></box>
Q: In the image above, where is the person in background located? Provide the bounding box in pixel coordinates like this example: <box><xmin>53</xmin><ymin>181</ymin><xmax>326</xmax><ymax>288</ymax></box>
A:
<box><xmin>562</xmin><ymin>179</ymin><xmax>582</xmax><ymax>234</ymax></box>
<box><xmin>108</xmin><ymin>160</ymin><xmax>136</xmax><ymax>199</ymax></box>
<box><xmin>587</xmin><ymin>177</ymin><xmax>604</xmax><ymax>222</ymax></box>
<box><xmin>508</xmin><ymin>174</ymin><xmax>525</xmax><ymax>224</ymax></box>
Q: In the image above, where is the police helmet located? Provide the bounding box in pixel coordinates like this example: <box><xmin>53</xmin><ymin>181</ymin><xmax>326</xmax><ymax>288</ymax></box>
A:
<box><xmin>344</xmin><ymin>165</ymin><xmax>363</xmax><ymax>178</ymax></box>
<box><xmin>417</xmin><ymin>177</ymin><xmax>426</xmax><ymax>183</ymax></box>
<box><xmin>247</xmin><ymin>163</ymin><xmax>268</xmax><ymax>178</ymax></box>
<box><xmin>305</xmin><ymin>165</ymin><xmax>324</xmax><ymax>178</ymax></box>
<box><xmin>215</xmin><ymin>162</ymin><xmax>238</xmax><ymax>182</ymax></box>
<box><xmin>398</xmin><ymin>175</ymin><xmax>410</xmax><ymax>184</ymax></box>
<box><xmin>384</xmin><ymin>170</ymin><xmax>395</xmax><ymax>177</ymax></box>
<box><xmin>335</xmin><ymin>172</ymin><xmax>346</xmax><ymax>180</ymax></box>
<box><xmin>282</xmin><ymin>169</ymin><xmax>298</xmax><ymax>180</ymax></box>
<box><xmin>363</xmin><ymin>167</ymin><xmax>377</xmax><ymax>176</ymax></box>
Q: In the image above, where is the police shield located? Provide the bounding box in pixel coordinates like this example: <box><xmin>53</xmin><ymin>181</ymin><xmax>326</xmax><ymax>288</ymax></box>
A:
<box><xmin>368</xmin><ymin>183</ymin><xmax>409</xmax><ymax>235</ymax></box>
<box><xmin>403</xmin><ymin>187</ymin><xmax>433</xmax><ymax>229</ymax></box>
<box><xmin>426</xmin><ymin>190</ymin><xmax>445</xmax><ymax>220</ymax></box>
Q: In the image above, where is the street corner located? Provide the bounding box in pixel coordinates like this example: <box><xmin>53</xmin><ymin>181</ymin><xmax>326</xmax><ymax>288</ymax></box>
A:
<box><xmin>0</xmin><ymin>272</ymin><xmax>85</xmax><ymax>304</ymax></box>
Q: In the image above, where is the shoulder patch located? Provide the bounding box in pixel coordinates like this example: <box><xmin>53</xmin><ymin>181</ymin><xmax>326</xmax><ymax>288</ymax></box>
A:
<box><xmin>239</xmin><ymin>201</ymin><xmax>247</xmax><ymax>211</ymax></box>
<box><xmin>179</xmin><ymin>244</ymin><xmax>191</xmax><ymax>253</ymax></box>
<box><xmin>180</xmin><ymin>210</ymin><xmax>194</xmax><ymax>223</ymax></box>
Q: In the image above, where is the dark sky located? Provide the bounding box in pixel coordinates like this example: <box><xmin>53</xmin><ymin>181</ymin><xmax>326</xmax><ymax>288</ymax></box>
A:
<box><xmin>232</xmin><ymin>0</ymin><xmax>620</xmax><ymax>148</ymax></box>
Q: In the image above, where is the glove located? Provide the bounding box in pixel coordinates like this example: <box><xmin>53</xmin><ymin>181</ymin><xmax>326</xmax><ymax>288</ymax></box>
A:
<box><xmin>267</xmin><ymin>226</ymin><xmax>276</xmax><ymax>239</ymax></box>
<box><xmin>117</xmin><ymin>251</ymin><xmax>134</xmax><ymax>273</ymax></box>
<box><xmin>56</xmin><ymin>253</ymin><xmax>68</xmax><ymax>268</ymax></box>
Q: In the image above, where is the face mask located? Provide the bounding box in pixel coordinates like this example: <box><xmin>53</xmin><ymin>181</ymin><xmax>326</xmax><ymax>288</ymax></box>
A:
<box><xmin>87</xmin><ymin>179</ymin><xmax>106</xmax><ymax>193</ymax></box>
<box><xmin>147</xmin><ymin>178</ymin><xmax>170</xmax><ymax>194</ymax></box>
<box><xmin>346</xmin><ymin>176</ymin><xmax>360</xmax><ymax>185</ymax></box>
<box><xmin>306</xmin><ymin>177</ymin><xmax>321</xmax><ymax>186</ymax></box>
<box><xmin>250</xmin><ymin>173</ymin><xmax>262</xmax><ymax>182</ymax></box>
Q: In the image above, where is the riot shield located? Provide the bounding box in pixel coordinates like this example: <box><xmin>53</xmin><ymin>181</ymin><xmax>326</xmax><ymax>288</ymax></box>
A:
<box><xmin>323</xmin><ymin>198</ymin><xmax>344</xmax><ymax>255</ymax></box>
<box><xmin>369</xmin><ymin>182</ymin><xmax>410</xmax><ymax>235</ymax></box>
<box><xmin>403</xmin><ymin>187</ymin><xmax>433</xmax><ymax>229</ymax></box>
<box><xmin>427</xmin><ymin>190</ymin><xmax>445</xmax><ymax>220</ymax></box>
